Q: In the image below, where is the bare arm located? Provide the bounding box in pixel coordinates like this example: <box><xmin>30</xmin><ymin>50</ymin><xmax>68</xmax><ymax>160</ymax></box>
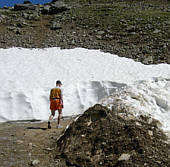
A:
<box><xmin>49</xmin><ymin>89</ymin><xmax>52</xmax><ymax>100</ymax></box>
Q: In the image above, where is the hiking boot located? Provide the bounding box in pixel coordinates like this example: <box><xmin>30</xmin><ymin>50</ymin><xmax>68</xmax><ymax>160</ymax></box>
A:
<box><xmin>48</xmin><ymin>122</ymin><xmax>51</xmax><ymax>129</ymax></box>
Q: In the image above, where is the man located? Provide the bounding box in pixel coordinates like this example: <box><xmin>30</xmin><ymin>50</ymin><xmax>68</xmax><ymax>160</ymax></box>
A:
<box><xmin>48</xmin><ymin>80</ymin><xmax>63</xmax><ymax>129</ymax></box>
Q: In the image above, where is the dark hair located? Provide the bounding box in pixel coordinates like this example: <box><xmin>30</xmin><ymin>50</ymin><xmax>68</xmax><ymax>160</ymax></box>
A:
<box><xmin>56</xmin><ymin>80</ymin><xmax>62</xmax><ymax>85</ymax></box>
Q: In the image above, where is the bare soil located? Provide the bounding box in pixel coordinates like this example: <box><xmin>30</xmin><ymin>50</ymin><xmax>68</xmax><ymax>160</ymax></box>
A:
<box><xmin>0</xmin><ymin>118</ymin><xmax>73</xmax><ymax>167</ymax></box>
<box><xmin>56</xmin><ymin>104</ymin><xmax>170</xmax><ymax>167</ymax></box>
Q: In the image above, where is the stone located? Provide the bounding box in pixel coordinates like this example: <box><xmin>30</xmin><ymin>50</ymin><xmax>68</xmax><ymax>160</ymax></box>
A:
<box><xmin>41</xmin><ymin>5</ymin><xmax>51</xmax><ymax>14</ymax></box>
<box><xmin>31</xmin><ymin>160</ymin><xmax>40</xmax><ymax>166</ymax></box>
<box><xmin>16</xmin><ymin>23</ymin><xmax>24</xmax><ymax>28</ymax></box>
<box><xmin>155</xmin><ymin>120</ymin><xmax>163</xmax><ymax>129</ymax></box>
<box><xmin>17</xmin><ymin>140</ymin><xmax>24</xmax><ymax>144</ymax></box>
<box><xmin>44</xmin><ymin>148</ymin><xmax>53</xmax><ymax>151</ymax></box>
<box><xmin>148</xmin><ymin>130</ymin><xmax>153</xmax><ymax>136</ymax></box>
<box><xmin>167</xmin><ymin>53</ymin><xmax>170</xmax><ymax>64</ymax></box>
<box><xmin>7</xmin><ymin>26</ymin><xmax>16</xmax><ymax>31</ymax></box>
<box><xmin>14</xmin><ymin>4</ymin><xmax>36</xmax><ymax>11</ymax></box>
<box><xmin>135</xmin><ymin>122</ymin><xmax>142</xmax><ymax>126</ymax></box>
<box><xmin>0</xmin><ymin>15</ymin><xmax>6</xmax><ymax>23</ymax></box>
<box><xmin>153</xmin><ymin>29</ymin><xmax>161</xmax><ymax>34</ymax></box>
<box><xmin>14</xmin><ymin>28</ymin><xmax>21</xmax><ymax>35</ymax></box>
<box><xmin>97</xmin><ymin>31</ymin><xmax>105</xmax><ymax>35</ymax></box>
<box><xmin>96</xmin><ymin>35</ymin><xmax>102</xmax><ymax>40</ymax></box>
<box><xmin>28</xmin><ymin>143</ymin><xmax>33</xmax><ymax>149</ymax></box>
<box><xmin>51</xmin><ymin>22</ymin><xmax>62</xmax><ymax>30</ymax></box>
<box><xmin>49</xmin><ymin>2</ymin><xmax>69</xmax><ymax>14</ymax></box>
<box><xmin>0</xmin><ymin>14</ymin><xmax>6</xmax><ymax>19</ymax></box>
<box><xmin>22</xmin><ymin>13</ymin><xmax>29</xmax><ymax>19</ymax></box>
<box><xmin>3</xmin><ymin>6</ymin><xmax>9</xmax><ymax>9</ymax></box>
<box><xmin>42</xmin><ymin>1</ymin><xmax>69</xmax><ymax>15</ymax></box>
<box><xmin>126</xmin><ymin>25</ymin><xmax>135</xmax><ymax>32</ymax></box>
<box><xmin>143</xmin><ymin>56</ymin><xmax>153</xmax><ymax>64</ymax></box>
<box><xmin>30</xmin><ymin>12</ymin><xmax>40</xmax><ymax>21</ymax></box>
<box><xmin>24</xmin><ymin>0</ymin><xmax>32</xmax><ymax>4</ymax></box>
<box><xmin>118</xmin><ymin>153</ymin><xmax>131</xmax><ymax>161</ymax></box>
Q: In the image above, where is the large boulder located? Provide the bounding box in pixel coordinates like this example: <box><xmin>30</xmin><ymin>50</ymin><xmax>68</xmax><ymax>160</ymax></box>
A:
<box><xmin>50</xmin><ymin>22</ymin><xmax>62</xmax><ymax>30</ymax></box>
<box><xmin>55</xmin><ymin>104</ymin><xmax>170</xmax><ymax>167</ymax></box>
<box><xmin>14</xmin><ymin>4</ymin><xmax>36</xmax><ymax>11</ymax></box>
<box><xmin>41</xmin><ymin>5</ymin><xmax>51</xmax><ymax>14</ymax></box>
<box><xmin>41</xmin><ymin>0</ymin><xmax>69</xmax><ymax>15</ymax></box>
<box><xmin>23</xmin><ymin>0</ymin><xmax>32</xmax><ymax>4</ymax></box>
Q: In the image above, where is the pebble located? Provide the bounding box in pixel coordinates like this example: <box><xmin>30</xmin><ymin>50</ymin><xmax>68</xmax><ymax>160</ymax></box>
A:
<box><xmin>31</xmin><ymin>159</ymin><xmax>40</xmax><ymax>166</ymax></box>
<box><xmin>17</xmin><ymin>140</ymin><xmax>24</xmax><ymax>144</ymax></box>
<box><xmin>28</xmin><ymin>143</ymin><xmax>33</xmax><ymax>149</ymax></box>
<box><xmin>148</xmin><ymin>130</ymin><xmax>153</xmax><ymax>136</ymax></box>
<box><xmin>118</xmin><ymin>153</ymin><xmax>131</xmax><ymax>161</ymax></box>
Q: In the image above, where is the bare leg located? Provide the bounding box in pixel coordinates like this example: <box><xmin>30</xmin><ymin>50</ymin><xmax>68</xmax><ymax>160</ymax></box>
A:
<box><xmin>57</xmin><ymin>109</ymin><xmax>62</xmax><ymax>127</ymax></box>
<box><xmin>49</xmin><ymin>110</ymin><xmax>55</xmax><ymax>121</ymax></box>
<box><xmin>48</xmin><ymin>110</ymin><xmax>55</xmax><ymax>129</ymax></box>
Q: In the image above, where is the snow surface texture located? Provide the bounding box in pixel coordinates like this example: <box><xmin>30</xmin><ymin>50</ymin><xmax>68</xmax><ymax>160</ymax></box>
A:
<box><xmin>0</xmin><ymin>48</ymin><xmax>170</xmax><ymax>130</ymax></box>
<box><xmin>100</xmin><ymin>78</ymin><xmax>170</xmax><ymax>131</ymax></box>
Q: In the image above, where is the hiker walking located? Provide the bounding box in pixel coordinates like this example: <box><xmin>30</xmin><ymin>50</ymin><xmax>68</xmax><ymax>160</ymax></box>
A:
<box><xmin>48</xmin><ymin>80</ymin><xmax>63</xmax><ymax>129</ymax></box>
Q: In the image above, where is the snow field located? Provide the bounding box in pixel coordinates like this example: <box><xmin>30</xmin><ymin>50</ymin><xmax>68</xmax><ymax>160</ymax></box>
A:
<box><xmin>0</xmin><ymin>47</ymin><xmax>170</xmax><ymax>131</ymax></box>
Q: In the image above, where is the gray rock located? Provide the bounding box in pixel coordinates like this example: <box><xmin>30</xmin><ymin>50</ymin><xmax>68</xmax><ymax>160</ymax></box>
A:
<box><xmin>143</xmin><ymin>56</ymin><xmax>153</xmax><ymax>64</ymax></box>
<box><xmin>7</xmin><ymin>26</ymin><xmax>16</xmax><ymax>31</ymax></box>
<box><xmin>22</xmin><ymin>13</ymin><xmax>29</xmax><ymax>19</ymax></box>
<box><xmin>14</xmin><ymin>4</ymin><xmax>36</xmax><ymax>11</ymax></box>
<box><xmin>14</xmin><ymin>29</ymin><xmax>21</xmax><ymax>34</ymax></box>
<box><xmin>23</xmin><ymin>0</ymin><xmax>32</xmax><ymax>4</ymax></box>
<box><xmin>28</xmin><ymin>143</ymin><xmax>33</xmax><ymax>149</ymax></box>
<box><xmin>153</xmin><ymin>29</ymin><xmax>161</xmax><ymax>34</ymax></box>
<box><xmin>41</xmin><ymin>5</ymin><xmax>51</xmax><ymax>14</ymax></box>
<box><xmin>148</xmin><ymin>130</ymin><xmax>153</xmax><ymax>136</ymax></box>
<box><xmin>0</xmin><ymin>15</ymin><xmax>6</xmax><ymax>23</ymax></box>
<box><xmin>126</xmin><ymin>25</ymin><xmax>135</xmax><ymax>32</ymax></box>
<box><xmin>96</xmin><ymin>35</ymin><xmax>102</xmax><ymax>40</ymax></box>
<box><xmin>167</xmin><ymin>54</ymin><xmax>170</xmax><ymax>64</ymax></box>
<box><xmin>42</xmin><ymin>1</ymin><xmax>69</xmax><ymax>15</ymax></box>
<box><xmin>0</xmin><ymin>14</ymin><xmax>6</xmax><ymax>19</ymax></box>
<box><xmin>3</xmin><ymin>6</ymin><xmax>9</xmax><ymax>9</ymax></box>
<box><xmin>30</xmin><ymin>12</ymin><xmax>40</xmax><ymax>20</ymax></box>
<box><xmin>7</xmin><ymin>27</ymin><xmax>21</xmax><ymax>34</ymax></box>
<box><xmin>16</xmin><ymin>140</ymin><xmax>24</xmax><ymax>144</ymax></box>
<box><xmin>51</xmin><ymin>22</ymin><xmax>62</xmax><ymax>30</ymax></box>
<box><xmin>49</xmin><ymin>1</ymin><xmax>69</xmax><ymax>14</ymax></box>
<box><xmin>97</xmin><ymin>31</ymin><xmax>105</xmax><ymax>35</ymax></box>
<box><xmin>31</xmin><ymin>160</ymin><xmax>40</xmax><ymax>166</ymax></box>
<box><xmin>118</xmin><ymin>153</ymin><xmax>131</xmax><ymax>161</ymax></box>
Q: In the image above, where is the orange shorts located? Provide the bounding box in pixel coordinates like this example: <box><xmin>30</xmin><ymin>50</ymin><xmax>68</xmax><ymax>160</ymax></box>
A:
<box><xmin>50</xmin><ymin>99</ymin><xmax>63</xmax><ymax>111</ymax></box>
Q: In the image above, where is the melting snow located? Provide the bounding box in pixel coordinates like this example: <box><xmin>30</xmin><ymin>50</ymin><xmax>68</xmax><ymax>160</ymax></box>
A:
<box><xmin>0</xmin><ymin>47</ymin><xmax>170</xmax><ymax>131</ymax></box>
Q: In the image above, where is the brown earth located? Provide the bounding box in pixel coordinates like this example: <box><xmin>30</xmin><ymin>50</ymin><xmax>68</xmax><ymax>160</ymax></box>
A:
<box><xmin>0</xmin><ymin>107</ymin><xmax>170</xmax><ymax>167</ymax></box>
<box><xmin>0</xmin><ymin>118</ymin><xmax>73</xmax><ymax>167</ymax></box>
<box><xmin>55</xmin><ymin>104</ymin><xmax>170</xmax><ymax>167</ymax></box>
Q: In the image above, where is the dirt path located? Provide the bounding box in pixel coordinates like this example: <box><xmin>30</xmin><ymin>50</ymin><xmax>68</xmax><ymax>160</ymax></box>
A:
<box><xmin>0</xmin><ymin>119</ymin><xmax>73</xmax><ymax>167</ymax></box>
<box><xmin>0</xmin><ymin>117</ymin><xmax>169</xmax><ymax>167</ymax></box>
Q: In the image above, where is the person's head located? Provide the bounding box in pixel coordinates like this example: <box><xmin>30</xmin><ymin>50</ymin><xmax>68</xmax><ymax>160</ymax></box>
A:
<box><xmin>56</xmin><ymin>80</ymin><xmax>62</xmax><ymax>87</ymax></box>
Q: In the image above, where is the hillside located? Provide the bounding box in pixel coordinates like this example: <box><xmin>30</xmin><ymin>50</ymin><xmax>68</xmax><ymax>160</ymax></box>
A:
<box><xmin>0</xmin><ymin>0</ymin><xmax>169</xmax><ymax>64</ymax></box>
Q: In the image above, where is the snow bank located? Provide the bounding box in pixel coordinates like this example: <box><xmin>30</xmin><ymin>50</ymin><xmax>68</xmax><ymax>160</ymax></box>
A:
<box><xmin>101</xmin><ymin>78</ymin><xmax>170</xmax><ymax>131</ymax></box>
<box><xmin>0</xmin><ymin>47</ymin><xmax>170</xmax><ymax>130</ymax></box>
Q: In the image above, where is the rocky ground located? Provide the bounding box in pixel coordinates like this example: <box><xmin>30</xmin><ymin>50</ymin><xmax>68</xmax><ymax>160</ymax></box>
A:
<box><xmin>0</xmin><ymin>0</ymin><xmax>169</xmax><ymax>64</ymax></box>
<box><xmin>0</xmin><ymin>118</ymin><xmax>73</xmax><ymax>167</ymax></box>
